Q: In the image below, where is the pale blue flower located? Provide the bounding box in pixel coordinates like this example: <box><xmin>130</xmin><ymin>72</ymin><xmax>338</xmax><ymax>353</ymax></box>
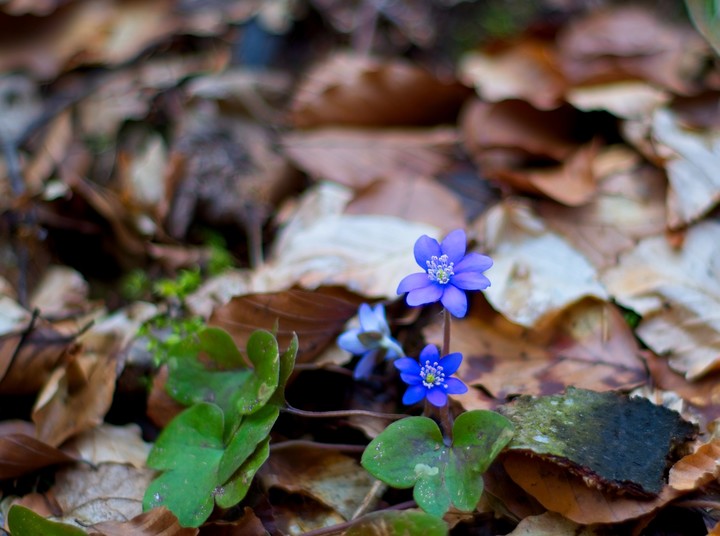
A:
<box><xmin>394</xmin><ymin>345</ymin><xmax>467</xmax><ymax>407</ymax></box>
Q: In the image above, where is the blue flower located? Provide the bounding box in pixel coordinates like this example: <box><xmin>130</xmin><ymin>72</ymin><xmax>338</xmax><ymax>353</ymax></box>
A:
<box><xmin>337</xmin><ymin>303</ymin><xmax>404</xmax><ymax>379</ymax></box>
<box><xmin>394</xmin><ymin>345</ymin><xmax>468</xmax><ymax>407</ymax></box>
<box><xmin>396</xmin><ymin>229</ymin><xmax>492</xmax><ymax>318</ymax></box>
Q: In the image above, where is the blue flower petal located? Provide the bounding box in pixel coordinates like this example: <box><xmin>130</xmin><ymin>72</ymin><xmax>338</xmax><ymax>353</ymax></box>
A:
<box><xmin>440</xmin><ymin>229</ymin><xmax>467</xmax><ymax>264</ymax></box>
<box><xmin>454</xmin><ymin>252</ymin><xmax>493</xmax><ymax>274</ymax></box>
<box><xmin>394</xmin><ymin>357</ymin><xmax>421</xmax><ymax>374</ymax></box>
<box><xmin>451</xmin><ymin>271</ymin><xmax>491</xmax><ymax>291</ymax></box>
<box><xmin>337</xmin><ymin>330</ymin><xmax>366</xmax><ymax>355</ymax></box>
<box><xmin>397</xmin><ymin>272</ymin><xmax>431</xmax><ymax>294</ymax></box>
<box><xmin>400</xmin><ymin>373</ymin><xmax>422</xmax><ymax>385</ymax></box>
<box><xmin>353</xmin><ymin>351</ymin><xmax>378</xmax><ymax>380</ymax></box>
<box><xmin>438</xmin><ymin>352</ymin><xmax>463</xmax><ymax>375</ymax></box>
<box><xmin>358</xmin><ymin>303</ymin><xmax>383</xmax><ymax>332</ymax></box>
<box><xmin>426</xmin><ymin>387</ymin><xmax>448</xmax><ymax>407</ymax></box>
<box><xmin>418</xmin><ymin>344</ymin><xmax>440</xmax><ymax>363</ymax></box>
<box><xmin>446</xmin><ymin>377</ymin><xmax>468</xmax><ymax>394</ymax></box>
<box><xmin>403</xmin><ymin>385</ymin><xmax>427</xmax><ymax>405</ymax></box>
<box><xmin>413</xmin><ymin>235</ymin><xmax>441</xmax><ymax>268</ymax></box>
<box><xmin>440</xmin><ymin>284</ymin><xmax>468</xmax><ymax>317</ymax></box>
<box><xmin>407</xmin><ymin>284</ymin><xmax>443</xmax><ymax>306</ymax></box>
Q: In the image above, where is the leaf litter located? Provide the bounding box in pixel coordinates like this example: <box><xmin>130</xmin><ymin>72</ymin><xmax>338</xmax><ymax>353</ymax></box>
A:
<box><xmin>2</xmin><ymin>1</ymin><xmax>720</xmax><ymax>534</ymax></box>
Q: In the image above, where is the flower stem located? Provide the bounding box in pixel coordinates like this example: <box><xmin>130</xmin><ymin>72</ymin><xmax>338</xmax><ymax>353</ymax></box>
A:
<box><xmin>442</xmin><ymin>307</ymin><xmax>451</xmax><ymax>356</ymax></box>
<box><xmin>440</xmin><ymin>308</ymin><xmax>454</xmax><ymax>442</ymax></box>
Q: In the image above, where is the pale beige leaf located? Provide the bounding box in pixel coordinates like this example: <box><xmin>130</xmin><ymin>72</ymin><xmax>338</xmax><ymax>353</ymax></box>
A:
<box><xmin>567</xmin><ymin>81</ymin><xmax>670</xmax><ymax>119</ymax></box>
<box><xmin>64</xmin><ymin>424</ymin><xmax>151</xmax><ymax>468</ymax></box>
<box><xmin>652</xmin><ymin>108</ymin><xmax>720</xmax><ymax>228</ymax></box>
<box><xmin>476</xmin><ymin>199</ymin><xmax>607</xmax><ymax>328</ymax></box>
<box><xmin>506</xmin><ymin>511</ymin><xmax>604</xmax><ymax>535</ymax></box>
<box><xmin>29</xmin><ymin>266</ymin><xmax>89</xmax><ymax>317</ymax></box>
<box><xmin>602</xmin><ymin>221</ymin><xmax>720</xmax><ymax>379</ymax></box>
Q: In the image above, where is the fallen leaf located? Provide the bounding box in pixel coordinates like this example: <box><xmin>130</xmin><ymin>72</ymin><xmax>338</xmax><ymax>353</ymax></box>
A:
<box><xmin>669</xmin><ymin>438</ymin><xmax>720</xmax><ymax>491</ymax></box>
<box><xmin>32</xmin><ymin>353</ymin><xmax>118</xmax><ymax>447</ymax></box>
<box><xmin>50</xmin><ymin>463</ymin><xmax>156</xmax><ymax>527</ymax></box>
<box><xmin>89</xmin><ymin>507</ymin><xmax>198</xmax><ymax>536</ymax></box>
<box><xmin>566</xmin><ymin>81</ymin><xmax>671</xmax><ymax>119</ymax></box>
<box><xmin>459</xmin><ymin>38</ymin><xmax>565</xmax><ymax>110</ymax></box>
<box><xmin>652</xmin><ymin>107</ymin><xmax>720</xmax><ymax>228</ymax></box>
<box><xmin>291</xmin><ymin>52</ymin><xmax>471</xmax><ymax>128</ymax></box>
<box><xmin>503</xmin><ymin>453</ymin><xmax>683</xmax><ymax>524</ymax></box>
<box><xmin>210</xmin><ymin>288</ymin><xmax>363</xmax><ymax>364</ymax></box>
<box><xmin>556</xmin><ymin>5</ymin><xmax>706</xmax><ymax>94</ymax></box>
<box><xmin>261</xmin><ymin>444</ymin><xmax>377</xmax><ymax>521</ymax></box>
<box><xmin>344</xmin><ymin>176</ymin><xmax>466</xmax><ymax>233</ymax></box>
<box><xmin>475</xmin><ymin>199</ymin><xmax>607</xmax><ymax>328</ymax></box>
<box><xmin>601</xmin><ymin>221</ymin><xmax>720</xmax><ymax>379</ymax></box>
<box><xmin>282</xmin><ymin>127</ymin><xmax>457</xmax><ymax>189</ymax></box>
<box><xmin>505</xmin><ymin>511</ymin><xmax>605</xmax><ymax>535</ymax></box>
<box><xmin>0</xmin><ymin>421</ymin><xmax>77</xmax><ymax>479</ymax></box>
<box><xmin>64</xmin><ymin>424</ymin><xmax>151</xmax><ymax>468</ymax></box>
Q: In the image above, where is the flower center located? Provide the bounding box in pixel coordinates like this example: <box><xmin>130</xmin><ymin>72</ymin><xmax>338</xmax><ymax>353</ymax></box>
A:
<box><xmin>426</xmin><ymin>254</ymin><xmax>454</xmax><ymax>284</ymax></box>
<box><xmin>420</xmin><ymin>360</ymin><xmax>447</xmax><ymax>389</ymax></box>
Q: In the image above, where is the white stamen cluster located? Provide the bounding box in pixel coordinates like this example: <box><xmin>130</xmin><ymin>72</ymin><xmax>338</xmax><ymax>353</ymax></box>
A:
<box><xmin>420</xmin><ymin>360</ymin><xmax>447</xmax><ymax>389</ymax></box>
<box><xmin>426</xmin><ymin>254</ymin><xmax>454</xmax><ymax>284</ymax></box>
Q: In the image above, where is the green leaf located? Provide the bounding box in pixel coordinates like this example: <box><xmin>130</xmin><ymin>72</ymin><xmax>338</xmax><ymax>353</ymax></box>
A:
<box><xmin>217</xmin><ymin>437</ymin><xmax>271</xmax><ymax>508</ymax></box>
<box><xmin>144</xmin><ymin>403</ymin><xmax>225</xmax><ymax>527</ymax></box>
<box><xmin>199</xmin><ymin>327</ymin><xmax>246</xmax><ymax>368</ymax></box>
<box><xmin>8</xmin><ymin>506</ymin><xmax>87</xmax><ymax>536</ymax></box>
<box><xmin>346</xmin><ymin>509</ymin><xmax>448</xmax><ymax>536</ymax></box>
<box><xmin>219</xmin><ymin>404</ymin><xmax>278</xmax><ymax>482</ymax></box>
<box><xmin>238</xmin><ymin>330</ymin><xmax>280</xmax><ymax>415</ymax></box>
<box><xmin>362</xmin><ymin>411</ymin><xmax>514</xmax><ymax>517</ymax></box>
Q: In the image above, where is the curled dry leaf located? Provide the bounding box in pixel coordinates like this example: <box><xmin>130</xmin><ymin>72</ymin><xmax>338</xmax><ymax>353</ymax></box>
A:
<box><xmin>475</xmin><ymin>199</ymin><xmax>607</xmax><ymax>328</ymax></box>
<box><xmin>459</xmin><ymin>38</ymin><xmax>566</xmax><ymax>110</ymax></box>
<box><xmin>566</xmin><ymin>81</ymin><xmax>671</xmax><ymax>119</ymax></box>
<box><xmin>669</xmin><ymin>438</ymin><xmax>720</xmax><ymax>491</ymax></box>
<box><xmin>0</xmin><ymin>421</ymin><xmax>77</xmax><ymax>479</ymax></box>
<box><xmin>556</xmin><ymin>5</ymin><xmax>706</xmax><ymax>94</ymax></box>
<box><xmin>282</xmin><ymin>127</ymin><xmax>458</xmax><ymax>189</ymax></box>
<box><xmin>652</xmin><ymin>107</ymin><xmax>720</xmax><ymax>229</ymax></box>
<box><xmin>601</xmin><ymin>221</ymin><xmax>720</xmax><ymax>379</ymax></box>
<box><xmin>290</xmin><ymin>52</ymin><xmax>471</xmax><ymax>128</ymax></box>
<box><xmin>503</xmin><ymin>452</ymin><xmax>683</xmax><ymax>525</ymax></box>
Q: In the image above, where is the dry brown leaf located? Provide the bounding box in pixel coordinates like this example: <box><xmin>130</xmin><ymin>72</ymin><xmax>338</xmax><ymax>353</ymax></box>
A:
<box><xmin>462</xmin><ymin>99</ymin><xmax>581</xmax><ymax>162</ymax></box>
<box><xmin>503</xmin><ymin>452</ymin><xmax>683</xmax><ymax>524</ymax></box>
<box><xmin>210</xmin><ymin>288</ymin><xmax>364</xmax><ymax>364</ymax></box>
<box><xmin>261</xmin><ymin>445</ymin><xmax>377</xmax><ymax>521</ymax></box>
<box><xmin>601</xmin><ymin>221</ymin><xmax>720</xmax><ymax>379</ymax></box>
<box><xmin>0</xmin><ymin>421</ymin><xmax>77</xmax><ymax>479</ymax></box>
<box><xmin>291</xmin><ymin>52</ymin><xmax>471</xmax><ymax>128</ymax></box>
<box><xmin>494</xmin><ymin>141</ymin><xmax>598</xmax><ymax>207</ymax></box>
<box><xmin>89</xmin><ymin>507</ymin><xmax>197</xmax><ymax>536</ymax></box>
<box><xmin>199</xmin><ymin>508</ymin><xmax>267</xmax><ymax>536</ymax></box>
<box><xmin>459</xmin><ymin>38</ymin><xmax>566</xmax><ymax>110</ymax></box>
<box><xmin>505</xmin><ymin>511</ymin><xmax>605</xmax><ymax>536</ymax></box>
<box><xmin>669</xmin><ymin>438</ymin><xmax>720</xmax><ymax>491</ymax></box>
<box><xmin>29</xmin><ymin>266</ymin><xmax>89</xmax><ymax>318</ymax></box>
<box><xmin>32</xmin><ymin>353</ymin><xmax>118</xmax><ymax>447</ymax></box>
<box><xmin>425</xmin><ymin>298</ymin><xmax>646</xmax><ymax>408</ymax></box>
<box><xmin>538</xmin><ymin>148</ymin><xmax>667</xmax><ymax>270</ymax></box>
<box><xmin>474</xmin><ymin>199</ymin><xmax>607</xmax><ymax>328</ymax></box>
<box><xmin>652</xmin><ymin>107</ymin><xmax>720</xmax><ymax>229</ymax></box>
<box><xmin>50</xmin><ymin>463</ymin><xmax>156</xmax><ymax>527</ymax></box>
<box><xmin>556</xmin><ymin>5</ymin><xmax>706</xmax><ymax>94</ymax></box>
<box><xmin>344</xmin><ymin>176</ymin><xmax>466</xmax><ymax>233</ymax></box>
<box><xmin>282</xmin><ymin>127</ymin><xmax>457</xmax><ymax>189</ymax></box>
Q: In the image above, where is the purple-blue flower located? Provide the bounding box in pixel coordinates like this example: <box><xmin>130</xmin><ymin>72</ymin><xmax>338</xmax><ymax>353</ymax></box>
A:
<box><xmin>394</xmin><ymin>345</ymin><xmax>468</xmax><ymax>407</ymax></box>
<box><xmin>396</xmin><ymin>229</ymin><xmax>492</xmax><ymax>318</ymax></box>
<box><xmin>338</xmin><ymin>303</ymin><xmax>404</xmax><ymax>379</ymax></box>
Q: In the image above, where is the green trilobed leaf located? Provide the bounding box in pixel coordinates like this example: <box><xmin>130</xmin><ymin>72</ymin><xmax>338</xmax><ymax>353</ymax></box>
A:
<box><xmin>216</xmin><ymin>437</ymin><xmax>271</xmax><ymax>508</ymax></box>
<box><xmin>8</xmin><ymin>505</ymin><xmax>87</xmax><ymax>536</ymax></box>
<box><xmin>237</xmin><ymin>330</ymin><xmax>280</xmax><ymax>415</ymax></box>
<box><xmin>362</xmin><ymin>411</ymin><xmax>514</xmax><ymax>517</ymax></box>
<box><xmin>345</xmin><ymin>509</ymin><xmax>449</xmax><ymax>536</ymax></box>
<box><xmin>144</xmin><ymin>402</ymin><xmax>225</xmax><ymax>527</ymax></box>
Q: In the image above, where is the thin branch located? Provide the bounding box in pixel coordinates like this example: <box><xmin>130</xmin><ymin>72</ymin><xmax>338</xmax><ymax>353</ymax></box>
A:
<box><xmin>282</xmin><ymin>403</ymin><xmax>407</xmax><ymax>421</ymax></box>
<box><xmin>270</xmin><ymin>440</ymin><xmax>365</xmax><ymax>453</ymax></box>
<box><xmin>299</xmin><ymin>501</ymin><xmax>417</xmax><ymax>536</ymax></box>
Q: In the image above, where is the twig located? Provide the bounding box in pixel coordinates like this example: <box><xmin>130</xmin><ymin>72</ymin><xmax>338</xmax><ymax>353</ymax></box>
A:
<box><xmin>282</xmin><ymin>403</ymin><xmax>407</xmax><ymax>421</ymax></box>
<box><xmin>299</xmin><ymin>500</ymin><xmax>417</xmax><ymax>536</ymax></box>
<box><xmin>269</xmin><ymin>440</ymin><xmax>365</xmax><ymax>453</ymax></box>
